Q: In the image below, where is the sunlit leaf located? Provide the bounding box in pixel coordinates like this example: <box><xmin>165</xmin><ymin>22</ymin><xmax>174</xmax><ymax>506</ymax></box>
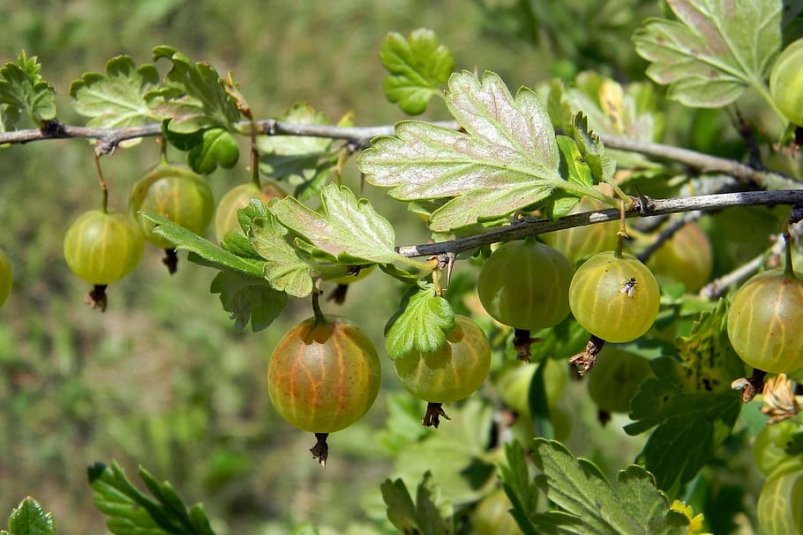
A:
<box><xmin>4</xmin><ymin>498</ymin><xmax>57</xmax><ymax>535</ymax></box>
<box><xmin>380</xmin><ymin>28</ymin><xmax>454</xmax><ymax>115</ymax></box>
<box><xmin>384</xmin><ymin>283</ymin><xmax>455</xmax><ymax>360</ymax></box>
<box><xmin>70</xmin><ymin>55</ymin><xmax>160</xmax><ymax>130</ymax></box>
<box><xmin>0</xmin><ymin>51</ymin><xmax>56</xmax><ymax>126</ymax></box>
<box><xmin>633</xmin><ymin>0</ymin><xmax>782</xmax><ymax>107</ymax></box>
<box><xmin>360</xmin><ymin>71</ymin><xmax>594</xmax><ymax>231</ymax></box>
<box><xmin>247</xmin><ymin>211</ymin><xmax>314</xmax><ymax>298</ymax></box>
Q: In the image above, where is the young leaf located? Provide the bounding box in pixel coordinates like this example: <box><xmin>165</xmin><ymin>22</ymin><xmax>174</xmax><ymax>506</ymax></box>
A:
<box><xmin>380</xmin><ymin>28</ymin><xmax>454</xmax><ymax>115</ymax></box>
<box><xmin>499</xmin><ymin>440</ymin><xmax>539</xmax><ymax>535</ymax></box>
<box><xmin>150</xmin><ymin>46</ymin><xmax>241</xmax><ymax>133</ymax></box>
<box><xmin>269</xmin><ymin>183</ymin><xmax>409</xmax><ymax>265</ymax></box>
<box><xmin>4</xmin><ymin>497</ymin><xmax>57</xmax><ymax>535</ymax></box>
<box><xmin>187</xmin><ymin>128</ymin><xmax>240</xmax><ymax>174</ymax></box>
<box><xmin>384</xmin><ymin>283</ymin><xmax>455</xmax><ymax>360</ymax></box>
<box><xmin>360</xmin><ymin>71</ymin><xmax>596</xmax><ymax>232</ymax></box>
<box><xmin>247</xmin><ymin>213</ymin><xmax>314</xmax><ymax>298</ymax></box>
<box><xmin>531</xmin><ymin>439</ymin><xmax>689</xmax><ymax>535</ymax></box>
<box><xmin>0</xmin><ymin>51</ymin><xmax>56</xmax><ymax>127</ymax></box>
<box><xmin>633</xmin><ymin>0</ymin><xmax>782</xmax><ymax>107</ymax></box>
<box><xmin>210</xmin><ymin>269</ymin><xmax>288</xmax><ymax>331</ymax></box>
<box><xmin>70</xmin><ymin>55</ymin><xmax>160</xmax><ymax>129</ymax></box>
<box><xmin>624</xmin><ymin>357</ymin><xmax>742</xmax><ymax>490</ymax></box>
<box><xmin>140</xmin><ymin>212</ymin><xmax>265</xmax><ymax>277</ymax></box>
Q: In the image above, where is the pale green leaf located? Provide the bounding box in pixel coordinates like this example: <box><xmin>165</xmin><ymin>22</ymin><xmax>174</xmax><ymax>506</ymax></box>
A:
<box><xmin>531</xmin><ymin>439</ymin><xmax>689</xmax><ymax>535</ymax></box>
<box><xmin>380</xmin><ymin>28</ymin><xmax>454</xmax><ymax>115</ymax></box>
<box><xmin>0</xmin><ymin>51</ymin><xmax>56</xmax><ymax>126</ymax></box>
<box><xmin>150</xmin><ymin>46</ymin><xmax>241</xmax><ymax>132</ymax></box>
<box><xmin>360</xmin><ymin>71</ymin><xmax>578</xmax><ymax>232</ymax></box>
<box><xmin>384</xmin><ymin>283</ymin><xmax>455</xmax><ymax>360</ymax></box>
<box><xmin>633</xmin><ymin>0</ymin><xmax>782</xmax><ymax>107</ymax></box>
<box><xmin>187</xmin><ymin>128</ymin><xmax>240</xmax><ymax>174</ymax></box>
<box><xmin>269</xmin><ymin>183</ymin><xmax>405</xmax><ymax>265</ymax></box>
<box><xmin>247</xmin><ymin>213</ymin><xmax>314</xmax><ymax>298</ymax></box>
<box><xmin>140</xmin><ymin>212</ymin><xmax>264</xmax><ymax>277</ymax></box>
<box><xmin>69</xmin><ymin>55</ymin><xmax>160</xmax><ymax>129</ymax></box>
<box><xmin>6</xmin><ymin>498</ymin><xmax>56</xmax><ymax>535</ymax></box>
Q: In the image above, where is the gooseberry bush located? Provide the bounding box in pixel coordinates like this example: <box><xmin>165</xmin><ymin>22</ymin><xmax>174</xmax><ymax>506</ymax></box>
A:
<box><xmin>1</xmin><ymin>1</ymin><xmax>803</xmax><ymax>534</ymax></box>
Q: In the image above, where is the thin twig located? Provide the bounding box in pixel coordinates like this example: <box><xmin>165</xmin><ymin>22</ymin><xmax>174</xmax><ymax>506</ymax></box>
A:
<box><xmin>396</xmin><ymin>190</ymin><xmax>803</xmax><ymax>258</ymax></box>
<box><xmin>0</xmin><ymin>120</ymin><xmax>799</xmax><ymax>189</ymax></box>
<box><xmin>636</xmin><ymin>211</ymin><xmax>703</xmax><ymax>263</ymax></box>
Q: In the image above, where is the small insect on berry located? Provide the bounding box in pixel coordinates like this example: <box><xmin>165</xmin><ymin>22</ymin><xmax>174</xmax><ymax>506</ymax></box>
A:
<box><xmin>621</xmin><ymin>277</ymin><xmax>637</xmax><ymax>298</ymax></box>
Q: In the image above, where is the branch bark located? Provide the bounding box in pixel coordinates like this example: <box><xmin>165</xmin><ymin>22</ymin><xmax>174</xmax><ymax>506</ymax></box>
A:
<box><xmin>396</xmin><ymin>190</ymin><xmax>803</xmax><ymax>258</ymax></box>
<box><xmin>1</xmin><ymin>120</ymin><xmax>799</xmax><ymax>190</ymax></box>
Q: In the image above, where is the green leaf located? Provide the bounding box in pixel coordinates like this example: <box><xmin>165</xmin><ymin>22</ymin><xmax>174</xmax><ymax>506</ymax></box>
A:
<box><xmin>88</xmin><ymin>461</ymin><xmax>216</xmax><ymax>535</ymax></box>
<box><xmin>530</xmin><ymin>439</ymin><xmax>689</xmax><ymax>535</ymax></box>
<box><xmin>0</xmin><ymin>51</ymin><xmax>56</xmax><ymax>126</ymax></box>
<box><xmin>381</xmin><ymin>473</ymin><xmax>452</xmax><ymax>535</ymax></box>
<box><xmin>69</xmin><ymin>55</ymin><xmax>160</xmax><ymax>131</ymax></box>
<box><xmin>500</xmin><ymin>441</ymin><xmax>540</xmax><ymax>535</ymax></box>
<box><xmin>360</xmin><ymin>71</ymin><xmax>590</xmax><ymax>232</ymax></box>
<box><xmin>5</xmin><ymin>498</ymin><xmax>57</xmax><ymax>535</ymax></box>
<box><xmin>269</xmin><ymin>183</ymin><xmax>408</xmax><ymax>265</ymax></box>
<box><xmin>140</xmin><ymin>212</ymin><xmax>264</xmax><ymax>277</ymax></box>
<box><xmin>210</xmin><ymin>269</ymin><xmax>288</xmax><ymax>332</ymax></box>
<box><xmin>384</xmin><ymin>283</ymin><xmax>455</xmax><ymax>360</ymax></box>
<box><xmin>247</xmin><ymin>213</ymin><xmax>313</xmax><ymax>298</ymax></box>
<box><xmin>377</xmin><ymin>393</ymin><xmax>431</xmax><ymax>454</ymax></box>
<box><xmin>633</xmin><ymin>0</ymin><xmax>782</xmax><ymax>107</ymax></box>
<box><xmin>187</xmin><ymin>128</ymin><xmax>240</xmax><ymax>174</ymax></box>
<box><xmin>150</xmin><ymin>46</ymin><xmax>241</xmax><ymax>133</ymax></box>
<box><xmin>624</xmin><ymin>357</ymin><xmax>742</xmax><ymax>490</ymax></box>
<box><xmin>380</xmin><ymin>28</ymin><xmax>454</xmax><ymax>115</ymax></box>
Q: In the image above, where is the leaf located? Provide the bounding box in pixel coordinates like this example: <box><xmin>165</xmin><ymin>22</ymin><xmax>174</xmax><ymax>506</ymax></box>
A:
<box><xmin>384</xmin><ymin>283</ymin><xmax>455</xmax><ymax>360</ymax></box>
<box><xmin>140</xmin><ymin>212</ymin><xmax>264</xmax><ymax>277</ymax></box>
<box><xmin>624</xmin><ymin>357</ymin><xmax>742</xmax><ymax>490</ymax></box>
<box><xmin>0</xmin><ymin>51</ymin><xmax>56</xmax><ymax>126</ymax></box>
<box><xmin>150</xmin><ymin>46</ymin><xmax>241</xmax><ymax>133</ymax></box>
<box><xmin>530</xmin><ymin>439</ymin><xmax>689</xmax><ymax>535</ymax></box>
<box><xmin>360</xmin><ymin>71</ymin><xmax>589</xmax><ymax>232</ymax></box>
<box><xmin>380</xmin><ymin>28</ymin><xmax>454</xmax><ymax>115</ymax></box>
<box><xmin>269</xmin><ymin>183</ymin><xmax>407</xmax><ymax>265</ymax></box>
<box><xmin>209</xmin><ymin>269</ymin><xmax>287</xmax><ymax>331</ymax></box>
<box><xmin>499</xmin><ymin>440</ymin><xmax>540</xmax><ymax>535</ymax></box>
<box><xmin>381</xmin><ymin>473</ymin><xmax>452</xmax><ymax>535</ymax></box>
<box><xmin>633</xmin><ymin>0</ymin><xmax>782</xmax><ymax>107</ymax></box>
<box><xmin>187</xmin><ymin>128</ymin><xmax>240</xmax><ymax>174</ymax></box>
<box><xmin>5</xmin><ymin>498</ymin><xmax>57</xmax><ymax>535</ymax></box>
<box><xmin>70</xmin><ymin>55</ymin><xmax>160</xmax><ymax>130</ymax></box>
<box><xmin>87</xmin><ymin>461</ymin><xmax>216</xmax><ymax>535</ymax></box>
<box><xmin>247</xmin><ymin>213</ymin><xmax>313</xmax><ymax>298</ymax></box>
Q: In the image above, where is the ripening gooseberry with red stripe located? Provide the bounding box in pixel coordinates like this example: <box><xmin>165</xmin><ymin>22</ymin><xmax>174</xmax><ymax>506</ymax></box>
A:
<box><xmin>267</xmin><ymin>314</ymin><xmax>381</xmax><ymax>434</ymax></box>
<box><xmin>569</xmin><ymin>251</ymin><xmax>661</xmax><ymax>343</ymax></box>
<box><xmin>726</xmin><ymin>268</ymin><xmax>803</xmax><ymax>373</ymax></box>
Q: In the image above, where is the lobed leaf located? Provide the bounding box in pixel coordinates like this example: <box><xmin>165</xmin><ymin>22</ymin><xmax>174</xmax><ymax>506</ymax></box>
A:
<box><xmin>0</xmin><ymin>51</ymin><xmax>56</xmax><ymax>127</ymax></box>
<box><xmin>247</xmin><ymin>211</ymin><xmax>313</xmax><ymax>298</ymax></box>
<box><xmin>70</xmin><ymin>55</ymin><xmax>160</xmax><ymax>131</ymax></box>
<box><xmin>380</xmin><ymin>28</ymin><xmax>454</xmax><ymax>115</ymax></box>
<box><xmin>531</xmin><ymin>439</ymin><xmax>689</xmax><ymax>534</ymax></box>
<box><xmin>4</xmin><ymin>497</ymin><xmax>57</xmax><ymax>535</ymax></box>
<box><xmin>269</xmin><ymin>183</ymin><xmax>405</xmax><ymax>265</ymax></box>
<box><xmin>187</xmin><ymin>128</ymin><xmax>240</xmax><ymax>174</ymax></box>
<box><xmin>150</xmin><ymin>46</ymin><xmax>241</xmax><ymax>133</ymax></box>
<box><xmin>210</xmin><ymin>270</ymin><xmax>288</xmax><ymax>331</ymax></box>
<box><xmin>633</xmin><ymin>0</ymin><xmax>782</xmax><ymax>107</ymax></box>
<box><xmin>360</xmin><ymin>71</ymin><xmax>584</xmax><ymax>231</ymax></box>
<box><xmin>384</xmin><ymin>283</ymin><xmax>455</xmax><ymax>360</ymax></box>
<box><xmin>381</xmin><ymin>473</ymin><xmax>452</xmax><ymax>535</ymax></box>
<box><xmin>500</xmin><ymin>440</ymin><xmax>540</xmax><ymax>535</ymax></box>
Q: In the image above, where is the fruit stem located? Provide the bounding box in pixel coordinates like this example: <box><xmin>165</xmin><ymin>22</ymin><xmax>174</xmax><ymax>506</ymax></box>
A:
<box><xmin>422</xmin><ymin>402</ymin><xmax>450</xmax><ymax>428</ymax></box>
<box><xmin>782</xmin><ymin>226</ymin><xmax>796</xmax><ymax>279</ymax></box>
<box><xmin>311</xmin><ymin>278</ymin><xmax>326</xmax><ymax>326</ymax></box>
<box><xmin>93</xmin><ymin>154</ymin><xmax>109</xmax><ymax>214</ymax></box>
<box><xmin>158</xmin><ymin>135</ymin><xmax>168</xmax><ymax>163</ymax></box>
<box><xmin>249</xmin><ymin>121</ymin><xmax>262</xmax><ymax>189</ymax></box>
<box><xmin>614</xmin><ymin>199</ymin><xmax>627</xmax><ymax>258</ymax></box>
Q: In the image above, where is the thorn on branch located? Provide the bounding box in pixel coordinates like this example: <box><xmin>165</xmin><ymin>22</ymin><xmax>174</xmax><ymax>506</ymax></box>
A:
<box><xmin>40</xmin><ymin>119</ymin><xmax>66</xmax><ymax>138</ymax></box>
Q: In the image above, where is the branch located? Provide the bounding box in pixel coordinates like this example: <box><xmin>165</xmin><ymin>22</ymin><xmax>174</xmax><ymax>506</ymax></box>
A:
<box><xmin>396</xmin><ymin>190</ymin><xmax>803</xmax><ymax>258</ymax></box>
<box><xmin>1</xmin><ymin>120</ymin><xmax>799</xmax><ymax>189</ymax></box>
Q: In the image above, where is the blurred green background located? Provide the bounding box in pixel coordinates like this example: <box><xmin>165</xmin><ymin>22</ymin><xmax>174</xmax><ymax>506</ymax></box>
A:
<box><xmin>1</xmin><ymin>1</ymin><xmax>770</xmax><ymax>534</ymax></box>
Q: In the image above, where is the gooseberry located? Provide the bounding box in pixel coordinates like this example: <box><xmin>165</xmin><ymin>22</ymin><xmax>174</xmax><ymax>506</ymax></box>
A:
<box><xmin>648</xmin><ymin>222</ymin><xmax>713</xmax><ymax>292</ymax></box>
<box><xmin>757</xmin><ymin>456</ymin><xmax>803</xmax><ymax>535</ymax></box>
<box><xmin>214</xmin><ymin>181</ymin><xmax>286</xmax><ymax>242</ymax></box>
<box><xmin>587</xmin><ymin>346</ymin><xmax>652</xmax><ymax>413</ymax></box>
<box><xmin>769</xmin><ymin>38</ymin><xmax>803</xmax><ymax>126</ymax></box>
<box><xmin>541</xmin><ymin>197</ymin><xmax>619</xmax><ymax>264</ymax></box>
